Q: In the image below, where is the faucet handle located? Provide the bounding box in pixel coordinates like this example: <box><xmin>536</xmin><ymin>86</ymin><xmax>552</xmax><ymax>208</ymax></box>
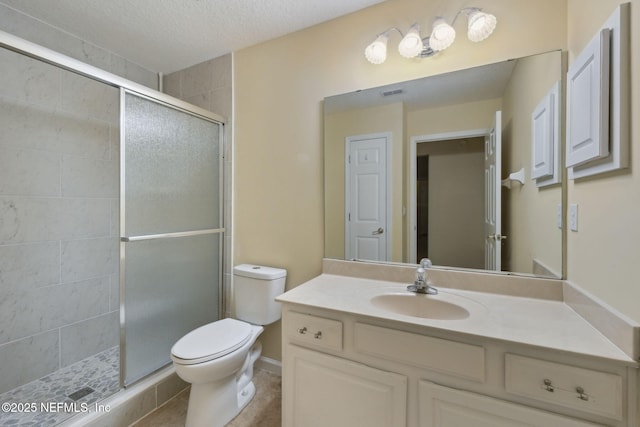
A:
<box><xmin>420</xmin><ymin>258</ymin><xmax>432</xmax><ymax>268</ymax></box>
<box><xmin>415</xmin><ymin>267</ymin><xmax>426</xmax><ymax>284</ymax></box>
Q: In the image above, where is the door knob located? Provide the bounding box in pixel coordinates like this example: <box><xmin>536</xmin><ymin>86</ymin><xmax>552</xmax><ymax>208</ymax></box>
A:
<box><xmin>372</xmin><ymin>227</ymin><xmax>384</xmax><ymax>235</ymax></box>
<box><xmin>487</xmin><ymin>234</ymin><xmax>507</xmax><ymax>241</ymax></box>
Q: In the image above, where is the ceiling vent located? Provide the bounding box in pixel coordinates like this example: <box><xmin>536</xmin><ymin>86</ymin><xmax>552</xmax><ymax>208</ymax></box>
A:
<box><xmin>381</xmin><ymin>88</ymin><xmax>403</xmax><ymax>97</ymax></box>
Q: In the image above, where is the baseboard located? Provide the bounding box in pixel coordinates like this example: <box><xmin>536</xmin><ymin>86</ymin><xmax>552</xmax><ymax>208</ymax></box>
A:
<box><xmin>255</xmin><ymin>356</ymin><xmax>282</xmax><ymax>376</ymax></box>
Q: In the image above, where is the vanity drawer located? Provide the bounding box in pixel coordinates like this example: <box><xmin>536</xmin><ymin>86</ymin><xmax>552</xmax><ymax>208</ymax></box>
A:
<box><xmin>354</xmin><ymin>323</ymin><xmax>485</xmax><ymax>382</ymax></box>
<box><xmin>285</xmin><ymin>312</ymin><xmax>343</xmax><ymax>351</ymax></box>
<box><xmin>505</xmin><ymin>354</ymin><xmax>623</xmax><ymax>420</ymax></box>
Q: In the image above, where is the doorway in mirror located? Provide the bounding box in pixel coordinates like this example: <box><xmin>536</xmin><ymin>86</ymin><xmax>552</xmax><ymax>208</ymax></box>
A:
<box><xmin>416</xmin><ymin>155</ymin><xmax>429</xmax><ymax>261</ymax></box>
<box><xmin>413</xmin><ymin>135</ymin><xmax>486</xmax><ymax>270</ymax></box>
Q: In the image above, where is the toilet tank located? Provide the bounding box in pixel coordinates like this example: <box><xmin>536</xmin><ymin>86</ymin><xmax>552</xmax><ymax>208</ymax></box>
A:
<box><xmin>233</xmin><ymin>264</ymin><xmax>287</xmax><ymax>325</ymax></box>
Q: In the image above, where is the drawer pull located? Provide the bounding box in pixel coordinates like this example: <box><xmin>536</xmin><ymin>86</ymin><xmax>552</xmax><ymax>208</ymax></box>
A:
<box><xmin>543</xmin><ymin>379</ymin><xmax>554</xmax><ymax>392</ymax></box>
<box><xmin>314</xmin><ymin>331</ymin><xmax>323</xmax><ymax>339</ymax></box>
<box><xmin>576</xmin><ymin>387</ymin><xmax>589</xmax><ymax>401</ymax></box>
<box><xmin>298</xmin><ymin>327</ymin><xmax>308</xmax><ymax>334</ymax></box>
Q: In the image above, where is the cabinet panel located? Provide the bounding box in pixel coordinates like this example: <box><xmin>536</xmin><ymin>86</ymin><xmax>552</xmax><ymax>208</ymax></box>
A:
<box><xmin>419</xmin><ymin>381</ymin><xmax>604</xmax><ymax>427</ymax></box>
<box><xmin>531</xmin><ymin>85</ymin><xmax>555</xmax><ymax>179</ymax></box>
<box><xmin>285</xmin><ymin>344</ymin><xmax>407</xmax><ymax>427</ymax></box>
<box><xmin>565</xmin><ymin>28</ymin><xmax>610</xmax><ymax>168</ymax></box>
<box><xmin>355</xmin><ymin>322</ymin><xmax>485</xmax><ymax>382</ymax></box>
<box><xmin>285</xmin><ymin>311</ymin><xmax>343</xmax><ymax>351</ymax></box>
<box><xmin>505</xmin><ymin>354</ymin><xmax>623</xmax><ymax>420</ymax></box>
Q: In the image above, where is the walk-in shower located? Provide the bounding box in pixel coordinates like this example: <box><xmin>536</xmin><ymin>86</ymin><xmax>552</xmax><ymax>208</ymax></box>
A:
<box><xmin>0</xmin><ymin>32</ymin><xmax>225</xmax><ymax>426</ymax></box>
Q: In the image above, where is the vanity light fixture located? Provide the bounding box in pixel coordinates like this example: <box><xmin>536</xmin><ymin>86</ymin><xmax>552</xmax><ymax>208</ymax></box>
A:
<box><xmin>466</xmin><ymin>8</ymin><xmax>498</xmax><ymax>42</ymax></box>
<box><xmin>428</xmin><ymin>18</ymin><xmax>456</xmax><ymax>51</ymax></box>
<box><xmin>364</xmin><ymin>33</ymin><xmax>389</xmax><ymax>64</ymax></box>
<box><xmin>364</xmin><ymin>7</ymin><xmax>497</xmax><ymax>64</ymax></box>
<box><xmin>398</xmin><ymin>24</ymin><xmax>424</xmax><ymax>58</ymax></box>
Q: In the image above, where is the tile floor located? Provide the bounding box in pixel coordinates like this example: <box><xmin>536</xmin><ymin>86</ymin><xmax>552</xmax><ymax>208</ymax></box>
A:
<box><xmin>130</xmin><ymin>369</ymin><xmax>282</xmax><ymax>427</ymax></box>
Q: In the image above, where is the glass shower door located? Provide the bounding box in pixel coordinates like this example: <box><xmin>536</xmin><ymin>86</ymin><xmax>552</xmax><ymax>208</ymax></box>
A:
<box><xmin>121</xmin><ymin>90</ymin><xmax>224</xmax><ymax>386</ymax></box>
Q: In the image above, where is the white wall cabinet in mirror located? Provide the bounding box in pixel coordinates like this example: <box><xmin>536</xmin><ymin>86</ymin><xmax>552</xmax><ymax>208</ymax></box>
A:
<box><xmin>531</xmin><ymin>81</ymin><xmax>561</xmax><ymax>187</ymax></box>
<box><xmin>567</xmin><ymin>2</ymin><xmax>630</xmax><ymax>180</ymax></box>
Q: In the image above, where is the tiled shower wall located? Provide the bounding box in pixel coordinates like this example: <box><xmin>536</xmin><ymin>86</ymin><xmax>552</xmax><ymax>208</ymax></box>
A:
<box><xmin>0</xmin><ymin>4</ymin><xmax>158</xmax><ymax>395</ymax></box>
<box><xmin>0</xmin><ymin>48</ymin><xmax>120</xmax><ymax>394</ymax></box>
<box><xmin>163</xmin><ymin>55</ymin><xmax>234</xmax><ymax>316</ymax></box>
<box><xmin>0</xmin><ymin>4</ymin><xmax>158</xmax><ymax>90</ymax></box>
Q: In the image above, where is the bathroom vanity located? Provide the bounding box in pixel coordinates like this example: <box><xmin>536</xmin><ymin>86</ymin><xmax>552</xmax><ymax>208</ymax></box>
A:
<box><xmin>277</xmin><ymin>261</ymin><xmax>639</xmax><ymax>427</ymax></box>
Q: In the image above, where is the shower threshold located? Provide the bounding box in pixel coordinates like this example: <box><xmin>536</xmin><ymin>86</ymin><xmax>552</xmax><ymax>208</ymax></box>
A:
<box><xmin>0</xmin><ymin>346</ymin><xmax>120</xmax><ymax>426</ymax></box>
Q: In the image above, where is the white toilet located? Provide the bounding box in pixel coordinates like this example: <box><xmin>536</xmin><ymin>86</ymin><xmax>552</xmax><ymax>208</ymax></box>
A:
<box><xmin>171</xmin><ymin>264</ymin><xmax>286</xmax><ymax>427</ymax></box>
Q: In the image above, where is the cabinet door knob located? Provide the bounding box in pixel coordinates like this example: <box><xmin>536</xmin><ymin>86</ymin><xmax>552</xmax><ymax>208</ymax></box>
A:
<box><xmin>576</xmin><ymin>386</ymin><xmax>589</xmax><ymax>401</ymax></box>
<box><xmin>314</xmin><ymin>331</ymin><xmax>322</xmax><ymax>339</ymax></box>
<box><xmin>298</xmin><ymin>327</ymin><xmax>307</xmax><ymax>334</ymax></box>
<box><xmin>543</xmin><ymin>379</ymin><xmax>554</xmax><ymax>392</ymax></box>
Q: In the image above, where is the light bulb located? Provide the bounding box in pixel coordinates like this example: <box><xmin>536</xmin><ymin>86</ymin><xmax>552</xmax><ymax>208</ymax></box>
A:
<box><xmin>429</xmin><ymin>18</ymin><xmax>455</xmax><ymax>51</ymax></box>
<box><xmin>398</xmin><ymin>24</ymin><xmax>423</xmax><ymax>58</ymax></box>
<box><xmin>467</xmin><ymin>9</ymin><xmax>497</xmax><ymax>42</ymax></box>
<box><xmin>365</xmin><ymin>33</ymin><xmax>389</xmax><ymax>64</ymax></box>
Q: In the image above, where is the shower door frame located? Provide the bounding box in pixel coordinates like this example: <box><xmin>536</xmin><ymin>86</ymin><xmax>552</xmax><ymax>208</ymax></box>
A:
<box><xmin>0</xmin><ymin>29</ymin><xmax>227</xmax><ymax>389</ymax></box>
<box><xmin>119</xmin><ymin>89</ymin><xmax>226</xmax><ymax>386</ymax></box>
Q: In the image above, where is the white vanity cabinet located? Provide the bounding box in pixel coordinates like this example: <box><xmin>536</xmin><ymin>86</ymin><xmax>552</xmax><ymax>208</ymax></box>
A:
<box><xmin>286</xmin><ymin>345</ymin><xmax>408</xmax><ymax>427</ymax></box>
<box><xmin>418</xmin><ymin>381</ymin><xmax>602</xmax><ymax>427</ymax></box>
<box><xmin>283</xmin><ymin>311</ymin><xmax>407</xmax><ymax>427</ymax></box>
<box><xmin>281</xmin><ymin>306</ymin><xmax>637</xmax><ymax>427</ymax></box>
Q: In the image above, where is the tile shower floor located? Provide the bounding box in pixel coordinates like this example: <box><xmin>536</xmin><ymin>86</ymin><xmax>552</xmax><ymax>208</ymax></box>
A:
<box><xmin>0</xmin><ymin>346</ymin><xmax>120</xmax><ymax>426</ymax></box>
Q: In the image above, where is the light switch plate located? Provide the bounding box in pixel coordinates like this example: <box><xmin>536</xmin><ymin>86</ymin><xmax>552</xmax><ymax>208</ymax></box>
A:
<box><xmin>569</xmin><ymin>204</ymin><xmax>579</xmax><ymax>231</ymax></box>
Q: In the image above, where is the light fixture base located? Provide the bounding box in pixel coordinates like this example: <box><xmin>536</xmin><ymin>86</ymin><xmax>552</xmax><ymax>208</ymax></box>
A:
<box><xmin>418</xmin><ymin>37</ymin><xmax>437</xmax><ymax>58</ymax></box>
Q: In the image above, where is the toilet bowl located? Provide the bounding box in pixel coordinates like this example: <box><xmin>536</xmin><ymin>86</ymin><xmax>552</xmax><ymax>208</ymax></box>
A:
<box><xmin>171</xmin><ymin>318</ymin><xmax>263</xmax><ymax>427</ymax></box>
<box><xmin>171</xmin><ymin>264</ymin><xmax>286</xmax><ymax>427</ymax></box>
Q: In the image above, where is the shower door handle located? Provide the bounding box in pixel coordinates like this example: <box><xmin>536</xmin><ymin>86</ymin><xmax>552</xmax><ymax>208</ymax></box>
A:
<box><xmin>121</xmin><ymin>228</ymin><xmax>224</xmax><ymax>242</ymax></box>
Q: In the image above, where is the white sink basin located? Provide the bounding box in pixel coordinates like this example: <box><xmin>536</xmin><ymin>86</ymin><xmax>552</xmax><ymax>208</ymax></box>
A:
<box><xmin>370</xmin><ymin>293</ymin><xmax>471</xmax><ymax>320</ymax></box>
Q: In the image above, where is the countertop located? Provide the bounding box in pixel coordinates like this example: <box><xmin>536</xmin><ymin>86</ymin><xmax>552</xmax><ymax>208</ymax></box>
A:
<box><xmin>277</xmin><ymin>273</ymin><xmax>637</xmax><ymax>366</ymax></box>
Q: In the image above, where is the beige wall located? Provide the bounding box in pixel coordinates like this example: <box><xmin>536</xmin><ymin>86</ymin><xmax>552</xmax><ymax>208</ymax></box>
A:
<box><xmin>234</xmin><ymin>0</ymin><xmax>568</xmax><ymax>360</ymax></box>
<box><xmin>407</xmin><ymin>99</ymin><xmax>503</xmax><ymax>137</ymax></box>
<box><xmin>429</xmin><ymin>149</ymin><xmax>485</xmax><ymax>269</ymax></box>
<box><xmin>325</xmin><ymin>102</ymin><xmax>404</xmax><ymax>262</ymax></box>
<box><xmin>566</xmin><ymin>0</ymin><xmax>640</xmax><ymax>323</ymax></box>
<box><xmin>502</xmin><ymin>51</ymin><xmax>563</xmax><ymax>277</ymax></box>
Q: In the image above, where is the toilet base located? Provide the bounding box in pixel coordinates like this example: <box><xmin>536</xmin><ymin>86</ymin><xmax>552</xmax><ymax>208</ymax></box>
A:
<box><xmin>237</xmin><ymin>380</ymin><xmax>257</xmax><ymax>415</ymax></box>
<box><xmin>185</xmin><ymin>379</ymin><xmax>257</xmax><ymax>427</ymax></box>
<box><xmin>184</xmin><ymin>341</ymin><xmax>262</xmax><ymax>427</ymax></box>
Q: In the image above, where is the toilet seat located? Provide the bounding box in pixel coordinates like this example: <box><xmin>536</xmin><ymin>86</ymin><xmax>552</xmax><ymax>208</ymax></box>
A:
<box><xmin>171</xmin><ymin>318</ymin><xmax>253</xmax><ymax>365</ymax></box>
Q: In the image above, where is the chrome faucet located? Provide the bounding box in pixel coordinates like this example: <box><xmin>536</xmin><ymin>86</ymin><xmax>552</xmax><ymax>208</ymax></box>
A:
<box><xmin>407</xmin><ymin>258</ymin><xmax>438</xmax><ymax>295</ymax></box>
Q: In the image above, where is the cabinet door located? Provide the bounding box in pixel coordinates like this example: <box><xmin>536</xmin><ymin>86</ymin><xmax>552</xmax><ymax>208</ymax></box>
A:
<box><xmin>284</xmin><ymin>345</ymin><xmax>407</xmax><ymax>427</ymax></box>
<box><xmin>418</xmin><ymin>381</ymin><xmax>604</xmax><ymax>427</ymax></box>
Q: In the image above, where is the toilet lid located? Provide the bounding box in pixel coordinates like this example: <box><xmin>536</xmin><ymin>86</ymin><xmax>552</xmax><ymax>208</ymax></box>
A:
<box><xmin>171</xmin><ymin>318</ymin><xmax>253</xmax><ymax>365</ymax></box>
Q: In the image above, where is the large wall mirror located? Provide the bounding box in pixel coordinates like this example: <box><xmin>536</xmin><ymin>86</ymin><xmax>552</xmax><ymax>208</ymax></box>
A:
<box><xmin>324</xmin><ymin>50</ymin><xmax>565</xmax><ymax>278</ymax></box>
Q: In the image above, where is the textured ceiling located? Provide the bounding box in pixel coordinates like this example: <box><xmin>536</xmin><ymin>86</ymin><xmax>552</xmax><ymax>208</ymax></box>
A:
<box><xmin>0</xmin><ymin>0</ymin><xmax>385</xmax><ymax>73</ymax></box>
